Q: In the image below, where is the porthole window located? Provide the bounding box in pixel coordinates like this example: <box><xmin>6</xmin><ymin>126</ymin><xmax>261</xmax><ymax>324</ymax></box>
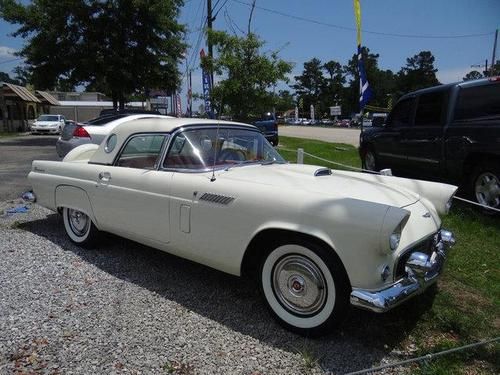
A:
<box><xmin>105</xmin><ymin>134</ymin><xmax>117</xmax><ymax>153</ymax></box>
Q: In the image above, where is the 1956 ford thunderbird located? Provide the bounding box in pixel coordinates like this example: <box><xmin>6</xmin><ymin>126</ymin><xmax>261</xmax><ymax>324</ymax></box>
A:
<box><xmin>29</xmin><ymin>118</ymin><xmax>457</xmax><ymax>336</ymax></box>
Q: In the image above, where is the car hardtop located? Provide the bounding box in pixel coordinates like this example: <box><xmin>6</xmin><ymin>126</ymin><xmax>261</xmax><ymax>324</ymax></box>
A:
<box><xmin>398</xmin><ymin>76</ymin><xmax>499</xmax><ymax>102</ymax></box>
<box><xmin>88</xmin><ymin>117</ymin><xmax>258</xmax><ymax>165</ymax></box>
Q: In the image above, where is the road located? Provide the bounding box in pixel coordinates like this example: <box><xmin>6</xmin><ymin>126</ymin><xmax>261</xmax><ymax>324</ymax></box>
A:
<box><xmin>0</xmin><ymin>134</ymin><xmax>60</xmax><ymax>201</ymax></box>
<box><xmin>279</xmin><ymin>125</ymin><xmax>361</xmax><ymax>146</ymax></box>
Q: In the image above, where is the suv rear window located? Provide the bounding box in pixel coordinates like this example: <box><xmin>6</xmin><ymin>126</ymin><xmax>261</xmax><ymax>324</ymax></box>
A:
<box><xmin>455</xmin><ymin>84</ymin><xmax>500</xmax><ymax>121</ymax></box>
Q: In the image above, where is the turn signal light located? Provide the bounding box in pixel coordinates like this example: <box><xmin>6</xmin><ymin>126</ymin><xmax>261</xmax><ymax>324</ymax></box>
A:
<box><xmin>73</xmin><ymin>126</ymin><xmax>91</xmax><ymax>138</ymax></box>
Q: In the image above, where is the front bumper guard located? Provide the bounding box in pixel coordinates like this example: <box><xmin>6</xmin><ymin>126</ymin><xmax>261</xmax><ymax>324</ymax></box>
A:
<box><xmin>350</xmin><ymin>229</ymin><xmax>455</xmax><ymax>313</ymax></box>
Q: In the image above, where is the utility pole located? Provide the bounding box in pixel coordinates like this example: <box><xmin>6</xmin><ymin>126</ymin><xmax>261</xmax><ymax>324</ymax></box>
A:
<box><xmin>491</xmin><ymin>28</ymin><xmax>498</xmax><ymax>76</ymax></box>
<box><xmin>207</xmin><ymin>0</ymin><xmax>214</xmax><ymax>87</ymax></box>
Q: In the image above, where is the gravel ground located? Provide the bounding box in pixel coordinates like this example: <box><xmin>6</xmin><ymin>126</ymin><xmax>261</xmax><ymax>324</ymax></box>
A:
<box><xmin>0</xmin><ymin>199</ymin><xmax>416</xmax><ymax>374</ymax></box>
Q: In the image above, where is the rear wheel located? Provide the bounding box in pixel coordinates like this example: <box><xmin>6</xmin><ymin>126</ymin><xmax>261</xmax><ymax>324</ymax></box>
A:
<box><xmin>471</xmin><ymin>161</ymin><xmax>500</xmax><ymax>212</ymax></box>
<box><xmin>259</xmin><ymin>239</ymin><xmax>349</xmax><ymax>336</ymax></box>
<box><xmin>62</xmin><ymin>207</ymin><xmax>99</xmax><ymax>247</ymax></box>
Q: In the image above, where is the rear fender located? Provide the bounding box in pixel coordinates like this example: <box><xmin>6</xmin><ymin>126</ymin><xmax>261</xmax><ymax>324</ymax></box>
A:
<box><xmin>55</xmin><ymin>185</ymin><xmax>99</xmax><ymax>228</ymax></box>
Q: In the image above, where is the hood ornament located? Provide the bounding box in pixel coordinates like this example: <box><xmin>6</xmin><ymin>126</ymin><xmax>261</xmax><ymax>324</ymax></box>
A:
<box><xmin>422</xmin><ymin>212</ymin><xmax>431</xmax><ymax>218</ymax></box>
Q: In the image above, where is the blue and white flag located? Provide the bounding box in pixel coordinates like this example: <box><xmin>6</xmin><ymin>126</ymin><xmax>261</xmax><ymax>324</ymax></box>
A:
<box><xmin>358</xmin><ymin>45</ymin><xmax>372</xmax><ymax>109</ymax></box>
<box><xmin>354</xmin><ymin>0</ymin><xmax>372</xmax><ymax>110</ymax></box>
<box><xmin>200</xmin><ymin>49</ymin><xmax>214</xmax><ymax>119</ymax></box>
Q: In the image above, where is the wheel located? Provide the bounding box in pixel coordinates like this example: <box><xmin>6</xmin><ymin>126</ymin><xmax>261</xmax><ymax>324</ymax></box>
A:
<box><xmin>362</xmin><ymin>148</ymin><xmax>378</xmax><ymax>171</ymax></box>
<box><xmin>62</xmin><ymin>207</ymin><xmax>99</xmax><ymax>247</ymax></box>
<box><xmin>259</xmin><ymin>239</ymin><xmax>350</xmax><ymax>336</ymax></box>
<box><xmin>471</xmin><ymin>161</ymin><xmax>500</xmax><ymax>211</ymax></box>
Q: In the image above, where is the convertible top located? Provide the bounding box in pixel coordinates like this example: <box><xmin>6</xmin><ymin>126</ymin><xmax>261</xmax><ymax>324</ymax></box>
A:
<box><xmin>89</xmin><ymin>117</ymin><xmax>256</xmax><ymax>165</ymax></box>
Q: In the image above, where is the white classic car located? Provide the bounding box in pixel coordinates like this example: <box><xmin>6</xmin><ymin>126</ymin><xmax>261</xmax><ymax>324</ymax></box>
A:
<box><xmin>29</xmin><ymin>118</ymin><xmax>457</xmax><ymax>336</ymax></box>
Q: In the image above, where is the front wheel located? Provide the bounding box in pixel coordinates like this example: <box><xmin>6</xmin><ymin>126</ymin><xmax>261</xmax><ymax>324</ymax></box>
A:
<box><xmin>260</xmin><ymin>240</ymin><xmax>350</xmax><ymax>336</ymax></box>
<box><xmin>362</xmin><ymin>148</ymin><xmax>378</xmax><ymax>171</ymax></box>
<box><xmin>62</xmin><ymin>207</ymin><xmax>99</xmax><ymax>247</ymax></box>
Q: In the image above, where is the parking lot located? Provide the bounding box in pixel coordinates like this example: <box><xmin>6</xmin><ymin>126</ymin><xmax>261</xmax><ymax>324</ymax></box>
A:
<box><xmin>279</xmin><ymin>126</ymin><xmax>360</xmax><ymax>147</ymax></box>
<box><xmin>0</xmin><ymin>135</ymin><xmax>60</xmax><ymax>201</ymax></box>
<box><xmin>0</xmin><ymin>131</ymin><xmax>422</xmax><ymax>374</ymax></box>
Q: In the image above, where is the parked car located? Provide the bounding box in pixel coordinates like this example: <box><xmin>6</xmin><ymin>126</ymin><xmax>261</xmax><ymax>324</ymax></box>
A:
<box><xmin>55</xmin><ymin>114</ymin><xmax>171</xmax><ymax>157</ymax></box>
<box><xmin>99</xmin><ymin>108</ymin><xmax>162</xmax><ymax>117</ymax></box>
<box><xmin>30</xmin><ymin>114</ymin><xmax>66</xmax><ymax>135</ymax></box>
<box><xmin>253</xmin><ymin>112</ymin><xmax>279</xmax><ymax>146</ymax></box>
<box><xmin>359</xmin><ymin>77</ymin><xmax>500</xmax><ymax>210</ymax></box>
<box><xmin>29</xmin><ymin>118</ymin><xmax>456</xmax><ymax>336</ymax></box>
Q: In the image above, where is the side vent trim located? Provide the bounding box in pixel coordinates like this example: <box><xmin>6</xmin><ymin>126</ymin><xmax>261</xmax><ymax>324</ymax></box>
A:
<box><xmin>199</xmin><ymin>193</ymin><xmax>235</xmax><ymax>205</ymax></box>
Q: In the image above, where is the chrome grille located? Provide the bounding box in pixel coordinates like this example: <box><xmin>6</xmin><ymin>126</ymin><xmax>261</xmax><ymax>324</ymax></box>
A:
<box><xmin>199</xmin><ymin>193</ymin><xmax>235</xmax><ymax>205</ymax></box>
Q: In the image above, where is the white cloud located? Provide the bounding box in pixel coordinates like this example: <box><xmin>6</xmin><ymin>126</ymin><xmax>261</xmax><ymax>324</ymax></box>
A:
<box><xmin>0</xmin><ymin>46</ymin><xmax>17</xmax><ymax>59</ymax></box>
<box><xmin>437</xmin><ymin>67</ymin><xmax>474</xmax><ymax>84</ymax></box>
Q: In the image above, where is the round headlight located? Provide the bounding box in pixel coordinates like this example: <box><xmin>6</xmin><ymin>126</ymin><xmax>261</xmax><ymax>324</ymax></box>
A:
<box><xmin>389</xmin><ymin>232</ymin><xmax>401</xmax><ymax>251</ymax></box>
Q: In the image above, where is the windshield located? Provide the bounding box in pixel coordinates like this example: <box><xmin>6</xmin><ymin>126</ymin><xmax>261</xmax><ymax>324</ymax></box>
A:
<box><xmin>38</xmin><ymin>115</ymin><xmax>59</xmax><ymax>122</ymax></box>
<box><xmin>164</xmin><ymin>127</ymin><xmax>285</xmax><ymax>170</ymax></box>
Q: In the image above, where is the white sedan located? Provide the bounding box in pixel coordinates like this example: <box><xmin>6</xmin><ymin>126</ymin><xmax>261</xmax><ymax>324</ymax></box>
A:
<box><xmin>30</xmin><ymin>114</ymin><xmax>66</xmax><ymax>134</ymax></box>
<box><xmin>29</xmin><ymin>118</ymin><xmax>457</xmax><ymax>336</ymax></box>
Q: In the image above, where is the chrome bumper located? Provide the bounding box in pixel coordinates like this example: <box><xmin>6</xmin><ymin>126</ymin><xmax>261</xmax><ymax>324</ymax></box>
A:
<box><xmin>350</xmin><ymin>229</ymin><xmax>455</xmax><ymax>313</ymax></box>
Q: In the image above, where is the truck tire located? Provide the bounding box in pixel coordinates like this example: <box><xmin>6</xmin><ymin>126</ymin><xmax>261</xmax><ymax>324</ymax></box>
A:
<box><xmin>362</xmin><ymin>147</ymin><xmax>378</xmax><ymax>172</ymax></box>
<box><xmin>470</xmin><ymin>161</ymin><xmax>500</xmax><ymax>212</ymax></box>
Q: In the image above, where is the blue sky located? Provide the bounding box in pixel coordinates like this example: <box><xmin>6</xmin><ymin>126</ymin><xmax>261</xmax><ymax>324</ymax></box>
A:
<box><xmin>1</xmin><ymin>0</ymin><xmax>498</xmax><ymax>108</ymax></box>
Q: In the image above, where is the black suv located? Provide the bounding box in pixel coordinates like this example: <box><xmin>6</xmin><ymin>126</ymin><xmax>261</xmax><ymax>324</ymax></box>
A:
<box><xmin>359</xmin><ymin>77</ymin><xmax>500</xmax><ymax>209</ymax></box>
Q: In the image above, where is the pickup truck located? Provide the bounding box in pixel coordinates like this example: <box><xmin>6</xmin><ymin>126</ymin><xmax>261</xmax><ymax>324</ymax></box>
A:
<box><xmin>253</xmin><ymin>112</ymin><xmax>279</xmax><ymax>146</ymax></box>
<box><xmin>359</xmin><ymin>77</ymin><xmax>500</xmax><ymax>210</ymax></box>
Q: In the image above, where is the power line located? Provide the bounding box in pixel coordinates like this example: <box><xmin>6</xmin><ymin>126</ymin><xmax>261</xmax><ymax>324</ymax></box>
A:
<box><xmin>231</xmin><ymin>0</ymin><xmax>494</xmax><ymax>40</ymax></box>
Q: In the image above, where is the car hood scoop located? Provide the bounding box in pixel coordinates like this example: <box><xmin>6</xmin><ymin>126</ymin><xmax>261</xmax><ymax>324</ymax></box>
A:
<box><xmin>221</xmin><ymin>163</ymin><xmax>420</xmax><ymax>208</ymax></box>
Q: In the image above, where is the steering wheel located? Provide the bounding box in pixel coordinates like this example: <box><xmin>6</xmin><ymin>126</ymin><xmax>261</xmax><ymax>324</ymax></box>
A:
<box><xmin>218</xmin><ymin>149</ymin><xmax>246</xmax><ymax>162</ymax></box>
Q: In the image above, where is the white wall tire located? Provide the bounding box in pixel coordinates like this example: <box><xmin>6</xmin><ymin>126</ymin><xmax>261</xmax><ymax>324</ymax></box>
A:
<box><xmin>260</xmin><ymin>241</ymin><xmax>349</xmax><ymax>336</ymax></box>
<box><xmin>62</xmin><ymin>207</ymin><xmax>99</xmax><ymax>247</ymax></box>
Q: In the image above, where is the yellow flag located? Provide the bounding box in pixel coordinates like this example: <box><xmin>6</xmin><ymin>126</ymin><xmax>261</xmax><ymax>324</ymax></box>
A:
<box><xmin>353</xmin><ymin>0</ymin><xmax>362</xmax><ymax>46</ymax></box>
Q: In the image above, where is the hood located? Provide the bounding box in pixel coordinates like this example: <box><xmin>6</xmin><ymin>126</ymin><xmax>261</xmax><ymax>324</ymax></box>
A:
<box><xmin>34</xmin><ymin>121</ymin><xmax>59</xmax><ymax>126</ymax></box>
<box><xmin>219</xmin><ymin>163</ymin><xmax>420</xmax><ymax>208</ymax></box>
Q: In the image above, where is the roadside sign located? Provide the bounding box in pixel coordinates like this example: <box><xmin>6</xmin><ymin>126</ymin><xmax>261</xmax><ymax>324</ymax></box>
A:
<box><xmin>330</xmin><ymin>106</ymin><xmax>341</xmax><ymax>116</ymax></box>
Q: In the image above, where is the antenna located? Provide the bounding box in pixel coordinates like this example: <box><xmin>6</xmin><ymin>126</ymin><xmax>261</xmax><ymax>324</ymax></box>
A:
<box><xmin>210</xmin><ymin>123</ymin><xmax>220</xmax><ymax>182</ymax></box>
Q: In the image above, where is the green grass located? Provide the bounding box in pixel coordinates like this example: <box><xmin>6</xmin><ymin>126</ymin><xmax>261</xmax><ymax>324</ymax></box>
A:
<box><xmin>277</xmin><ymin>135</ymin><xmax>500</xmax><ymax>374</ymax></box>
<box><xmin>278</xmin><ymin>136</ymin><xmax>361</xmax><ymax>171</ymax></box>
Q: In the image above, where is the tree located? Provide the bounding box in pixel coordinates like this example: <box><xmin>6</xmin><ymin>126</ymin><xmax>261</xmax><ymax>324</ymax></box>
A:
<box><xmin>321</xmin><ymin>60</ymin><xmax>345</xmax><ymax>114</ymax></box>
<box><xmin>273</xmin><ymin>89</ymin><xmax>295</xmax><ymax>113</ymax></box>
<box><xmin>463</xmin><ymin>70</ymin><xmax>483</xmax><ymax>81</ymax></box>
<box><xmin>0</xmin><ymin>71</ymin><xmax>20</xmax><ymax>84</ymax></box>
<box><xmin>202</xmin><ymin>30</ymin><xmax>292</xmax><ymax>121</ymax></box>
<box><xmin>396</xmin><ymin>51</ymin><xmax>440</xmax><ymax>94</ymax></box>
<box><xmin>0</xmin><ymin>0</ymin><xmax>185</xmax><ymax>109</ymax></box>
<box><xmin>292</xmin><ymin>58</ymin><xmax>325</xmax><ymax>116</ymax></box>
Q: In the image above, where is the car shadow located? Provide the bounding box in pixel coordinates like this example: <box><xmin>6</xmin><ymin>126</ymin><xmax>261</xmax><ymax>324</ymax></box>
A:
<box><xmin>18</xmin><ymin>213</ymin><xmax>437</xmax><ymax>374</ymax></box>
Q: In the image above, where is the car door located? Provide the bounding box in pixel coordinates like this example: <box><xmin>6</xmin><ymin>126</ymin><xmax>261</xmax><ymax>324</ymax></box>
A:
<box><xmin>373</xmin><ymin>97</ymin><xmax>415</xmax><ymax>172</ymax></box>
<box><xmin>400</xmin><ymin>90</ymin><xmax>447</xmax><ymax>178</ymax></box>
<box><xmin>91</xmin><ymin>133</ymin><xmax>173</xmax><ymax>244</ymax></box>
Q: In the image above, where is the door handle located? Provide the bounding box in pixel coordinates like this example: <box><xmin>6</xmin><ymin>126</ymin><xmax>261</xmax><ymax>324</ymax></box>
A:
<box><xmin>98</xmin><ymin>172</ymin><xmax>111</xmax><ymax>182</ymax></box>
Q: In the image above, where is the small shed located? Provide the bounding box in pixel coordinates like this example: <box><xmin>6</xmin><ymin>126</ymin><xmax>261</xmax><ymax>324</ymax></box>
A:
<box><xmin>0</xmin><ymin>83</ymin><xmax>40</xmax><ymax>132</ymax></box>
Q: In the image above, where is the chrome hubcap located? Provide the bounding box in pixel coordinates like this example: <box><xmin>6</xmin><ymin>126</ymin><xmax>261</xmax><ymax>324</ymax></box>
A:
<box><xmin>475</xmin><ymin>172</ymin><xmax>500</xmax><ymax>208</ymax></box>
<box><xmin>68</xmin><ymin>209</ymin><xmax>90</xmax><ymax>236</ymax></box>
<box><xmin>272</xmin><ymin>255</ymin><xmax>326</xmax><ymax>316</ymax></box>
<box><xmin>365</xmin><ymin>151</ymin><xmax>376</xmax><ymax>171</ymax></box>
